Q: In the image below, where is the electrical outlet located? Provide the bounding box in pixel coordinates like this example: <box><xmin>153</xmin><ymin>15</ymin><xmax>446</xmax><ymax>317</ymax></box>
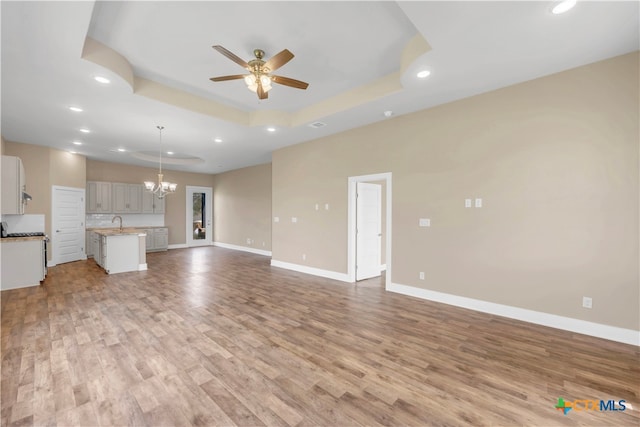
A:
<box><xmin>325</xmin><ymin>203</ymin><xmax>329</xmax><ymax>210</ymax></box>
<box><xmin>302</xmin><ymin>254</ymin><xmax>306</xmax><ymax>261</ymax></box>
<box><xmin>419</xmin><ymin>272</ymin><xmax>425</xmax><ymax>280</ymax></box>
<box><xmin>582</xmin><ymin>296</ymin><xmax>592</xmax><ymax>309</ymax></box>
<box><xmin>292</xmin><ymin>217</ymin><xmax>297</xmax><ymax>223</ymax></box>
<box><xmin>274</xmin><ymin>216</ymin><xmax>279</xmax><ymax>223</ymax></box>
<box><xmin>315</xmin><ymin>204</ymin><xmax>319</xmax><ymax>211</ymax></box>
<box><xmin>419</xmin><ymin>218</ymin><xmax>430</xmax><ymax>227</ymax></box>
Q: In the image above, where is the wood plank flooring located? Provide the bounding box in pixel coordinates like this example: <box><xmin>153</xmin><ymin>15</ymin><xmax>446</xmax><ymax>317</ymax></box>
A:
<box><xmin>2</xmin><ymin>246</ymin><xmax>638</xmax><ymax>426</ymax></box>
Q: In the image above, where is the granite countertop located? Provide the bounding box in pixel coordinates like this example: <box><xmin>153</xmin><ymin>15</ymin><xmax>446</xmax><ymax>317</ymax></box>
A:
<box><xmin>0</xmin><ymin>236</ymin><xmax>47</xmax><ymax>243</ymax></box>
<box><xmin>93</xmin><ymin>229</ymin><xmax>147</xmax><ymax>237</ymax></box>
<box><xmin>87</xmin><ymin>226</ymin><xmax>167</xmax><ymax>231</ymax></box>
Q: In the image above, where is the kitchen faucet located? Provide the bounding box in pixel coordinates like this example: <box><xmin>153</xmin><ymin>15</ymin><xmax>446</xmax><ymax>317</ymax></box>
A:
<box><xmin>112</xmin><ymin>215</ymin><xmax>123</xmax><ymax>231</ymax></box>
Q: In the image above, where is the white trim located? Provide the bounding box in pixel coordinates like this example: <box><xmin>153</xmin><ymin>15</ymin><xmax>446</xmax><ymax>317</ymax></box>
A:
<box><xmin>138</xmin><ymin>263</ymin><xmax>148</xmax><ymax>271</ymax></box>
<box><xmin>380</xmin><ymin>264</ymin><xmax>387</xmax><ymax>271</ymax></box>
<box><xmin>168</xmin><ymin>243</ymin><xmax>189</xmax><ymax>250</ymax></box>
<box><xmin>387</xmin><ymin>282</ymin><xmax>640</xmax><ymax>346</ymax></box>
<box><xmin>271</xmin><ymin>259</ymin><xmax>350</xmax><ymax>283</ymax></box>
<box><xmin>347</xmin><ymin>172</ymin><xmax>392</xmax><ymax>284</ymax></box>
<box><xmin>214</xmin><ymin>241</ymin><xmax>272</xmax><ymax>257</ymax></box>
<box><xmin>47</xmin><ymin>261</ymin><xmax>56</xmax><ymax>268</ymax></box>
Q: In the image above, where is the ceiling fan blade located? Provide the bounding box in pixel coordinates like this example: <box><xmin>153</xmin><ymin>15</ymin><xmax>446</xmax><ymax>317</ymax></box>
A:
<box><xmin>264</xmin><ymin>49</ymin><xmax>294</xmax><ymax>72</ymax></box>
<box><xmin>272</xmin><ymin>75</ymin><xmax>309</xmax><ymax>90</ymax></box>
<box><xmin>209</xmin><ymin>74</ymin><xmax>246</xmax><ymax>82</ymax></box>
<box><xmin>212</xmin><ymin>45</ymin><xmax>249</xmax><ymax>69</ymax></box>
<box><xmin>257</xmin><ymin>81</ymin><xmax>268</xmax><ymax>100</ymax></box>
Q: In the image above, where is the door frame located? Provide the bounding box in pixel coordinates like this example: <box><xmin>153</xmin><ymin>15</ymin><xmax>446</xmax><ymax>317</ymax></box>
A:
<box><xmin>347</xmin><ymin>172</ymin><xmax>392</xmax><ymax>285</ymax></box>
<box><xmin>51</xmin><ymin>185</ymin><xmax>86</xmax><ymax>267</ymax></box>
<box><xmin>185</xmin><ymin>185</ymin><xmax>213</xmax><ymax>247</ymax></box>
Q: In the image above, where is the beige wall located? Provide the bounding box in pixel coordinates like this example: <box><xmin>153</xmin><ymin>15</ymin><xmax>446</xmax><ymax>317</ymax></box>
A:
<box><xmin>212</xmin><ymin>163</ymin><xmax>272</xmax><ymax>250</ymax></box>
<box><xmin>272</xmin><ymin>52</ymin><xmax>639</xmax><ymax>330</ymax></box>
<box><xmin>3</xmin><ymin>141</ymin><xmax>87</xmax><ymax>260</ymax></box>
<box><xmin>86</xmin><ymin>160</ymin><xmax>214</xmax><ymax>245</ymax></box>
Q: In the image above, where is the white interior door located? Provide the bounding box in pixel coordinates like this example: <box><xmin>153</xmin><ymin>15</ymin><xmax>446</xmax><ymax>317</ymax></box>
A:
<box><xmin>52</xmin><ymin>186</ymin><xmax>86</xmax><ymax>265</ymax></box>
<box><xmin>186</xmin><ymin>186</ymin><xmax>213</xmax><ymax>247</ymax></box>
<box><xmin>356</xmin><ymin>182</ymin><xmax>382</xmax><ymax>280</ymax></box>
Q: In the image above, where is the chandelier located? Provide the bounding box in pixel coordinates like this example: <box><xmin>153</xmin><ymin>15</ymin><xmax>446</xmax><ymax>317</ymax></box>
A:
<box><xmin>144</xmin><ymin>125</ymin><xmax>177</xmax><ymax>199</ymax></box>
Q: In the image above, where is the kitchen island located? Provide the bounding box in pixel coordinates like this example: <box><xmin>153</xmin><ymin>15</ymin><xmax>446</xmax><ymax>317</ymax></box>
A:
<box><xmin>93</xmin><ymin>229</ymin><xmax>147</xmax><ymax>274</ymax></box>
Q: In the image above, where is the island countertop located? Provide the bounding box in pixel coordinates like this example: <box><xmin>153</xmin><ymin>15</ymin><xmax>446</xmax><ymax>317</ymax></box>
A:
<box><xmin>92</xmin><ymin>228</ymin><xmax>147</xmax><ymax>237</ymax></box>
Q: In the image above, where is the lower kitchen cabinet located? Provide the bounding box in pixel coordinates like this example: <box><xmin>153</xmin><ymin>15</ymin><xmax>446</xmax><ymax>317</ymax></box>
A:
<box><xmin>1</xmin><ymin>238</ymin><xmax>46</xmax><ymax>290</ymax></box>
<box><xmin>145</xmin><ymin>228</ymin><xmax>168</xmax><ymax>252</ymax></box>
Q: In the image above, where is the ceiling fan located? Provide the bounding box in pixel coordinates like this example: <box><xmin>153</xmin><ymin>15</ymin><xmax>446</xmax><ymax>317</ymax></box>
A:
<box><xmin>209</xmin><ymin>45</ymin><xmax>309</xmax><ymax>100</ymax></box>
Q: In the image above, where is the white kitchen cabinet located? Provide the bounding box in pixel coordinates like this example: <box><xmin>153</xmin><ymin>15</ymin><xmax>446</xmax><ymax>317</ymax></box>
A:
<box><xmin>1</xmin><ymin>238</ymin><xmax>45</xmax><ymax>290</ymax></box>
<box><xmin>143</xmin><ymin>227</ymin><xmax>168</xmax><ymax>252</ymax></box>
<box><xmin>141</xmin><ymin>191</ymin><xmax>166</xmax><ymax>214</ymax></box>
<box><xmin>1</xmin><ymin>155</ymin><xmax>26</xmax><ymax>214</ymax></box>
<box><xmin>153</xmin><ymin>228</ymin><xmax>168</xmax><ymax>251</ymax></box>
<box><xmin>112</xmin><ymin>183</ymin><xmax>142</xmax><ymax>213</ymax></box>
<box><xmin>86</xmin><ymin>181</ymin><xmax>112</xmax><ymax>213</ymax></box>
<box><xmin>86</xmin><ymin>231</ymin><xmax>94</xmax><ymax>257</ymax></box>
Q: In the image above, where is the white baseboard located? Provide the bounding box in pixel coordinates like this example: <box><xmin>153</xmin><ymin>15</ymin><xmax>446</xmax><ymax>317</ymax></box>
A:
<box><xmin>270</xmin><ymin>259</ymin><xmax>350</xmax><ymax>282</ymax></box>
<box><xmin>388</xmin><ymin>282</ymin><xmax>640</xmax><ymax>346</ymax></box>
<box><xmin>380</xmin><ymin>264</ymin><xmax>387</xmax><ymax>271</ymax></box>
<box><xmin>213</xmin><ymin>241</ymin><xmax>272</xmax><ymax>257</ymax></box>
<box><xmin>47</xmin><ymin>261</ymin><xmax>56</xmax><ymax>267</ymax></box>
<box><xmin>138</xmin><ymin>263</ymin><xmax>147</xmax><ymax>271</ymax></box>
<box><xmin>167</xmin><ymin>244</ymin><xmax>188</xmax><ymax>250</ymax></box>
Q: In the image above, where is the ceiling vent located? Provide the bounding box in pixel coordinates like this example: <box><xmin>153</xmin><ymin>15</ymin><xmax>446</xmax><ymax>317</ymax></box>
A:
<box><xmin>308</xmin><ymin>121</ymin><xmax>326</xmax><ymax>129</ymax></box>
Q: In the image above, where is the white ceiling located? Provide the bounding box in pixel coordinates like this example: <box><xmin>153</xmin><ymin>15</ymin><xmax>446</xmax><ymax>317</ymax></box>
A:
<box><xmin>2</xmin><ymin>1</ymin><xmax>638</xmax><ymax>174</ymax></box>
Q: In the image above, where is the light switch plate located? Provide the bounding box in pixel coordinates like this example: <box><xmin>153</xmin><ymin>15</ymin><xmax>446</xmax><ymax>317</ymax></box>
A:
<box><xmin>419</xmin><ymin>218</ymin><xmax>430</xmax><ymax>227</ymax></box>
<box><xmin>465</xmin><ymin>199</ymin><xmax>472</xmax><ymax>208</ymax></box>
<box><xmin>475</xmin><ymin>198</ymin><xmax>482</xmax><ymax>208</ymax></box>
<box><xmin>292</xmin><ymin>217</ymin><xmax>298</xmax><ymax>223</ymax></box>
<box><xmin>274</xmin><ymin>216</ymin><xmax>279</xmax><ymax>223</ymax></box>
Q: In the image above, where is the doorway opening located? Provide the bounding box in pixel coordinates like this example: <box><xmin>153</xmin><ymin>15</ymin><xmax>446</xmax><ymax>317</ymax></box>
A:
<box><xmin>186</xmin><ymin>186</ymin><xmax>212</xmax><ymax>247</ymax></box>
<box><xmin>347</xmin><ymin>173</ymin><xmax>392</xmax><ymax>286</ymax></box>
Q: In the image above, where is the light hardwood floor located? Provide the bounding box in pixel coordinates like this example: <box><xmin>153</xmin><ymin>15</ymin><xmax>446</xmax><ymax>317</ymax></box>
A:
<box><xmin>2</xmin><ymin>247</ymin><xmax>638</xmax><ymax>426</ymax></box>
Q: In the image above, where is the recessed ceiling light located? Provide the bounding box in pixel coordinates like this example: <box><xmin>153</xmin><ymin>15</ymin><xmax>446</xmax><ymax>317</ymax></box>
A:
<box><xmin>383</xmin><ymin>110</ymin><xmax>393</xmax><ymax>118</ymax></box>
<box><xmin>94</xmin><ymin>76</ymin><xmax>111</xmax><ymax>84</ymax></box>
<box><xmin>73</xmin><ymin>141</ymin><xmax>83</xmax><ymax>146</ymax></box>
<box><xmin>416</xmin><ymin>70</ymin><xmax>431</xmax><ymax>79</ymax></box>
<box><xmin>79</xmin><ymin>128</ymin><xmax>90</xmax><ymax>133</ymax></box>
<box><xmin>167</xmin><ymin>151</ymin><xmax>174</xmax><ymax>155</ymax></box>
<box><xmin>266</xmin><ymin>127</ymin><xmax>276</xmax><ymax>132</ymax></box>
<box><xmin>117</xmin><ymin>148</ymin><xmax>126</xmax><ymax>152</ymax></box>
<box><xmin>552</xmin><ymin>0</ymin><xmax>576</xmax><ymax>14</ymax></box>
<box><xmin>69</xmin><ymin>106</ymin><xmax>83</xmax><ymax>112</ymax></box>
<box><xmin>214</xmin><ymin>138</ymin><xmax>223</xmax><ymax>143</ymax></box>
<box><xmin>69</xmin><ymin>151</ymin><xmax>77</xmax><ymax>154</ymax></box>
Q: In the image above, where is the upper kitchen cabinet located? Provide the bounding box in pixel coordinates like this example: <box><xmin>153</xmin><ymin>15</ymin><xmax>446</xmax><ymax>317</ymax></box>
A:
<box><xmin>141</xmin><ymin>191</ymin><xmax>165</xmax><ymax>214</ymax></box>
<box><xmin>112</xmin><ymin>183</ymin><xmax>142</xmax><ymax>213</ymax></box>
<box><xmin>86</xmin><ymin>181</ymin><xmax>112</xmax><ymax>213</ymax></box>
<box><xmin>1</xmin><ymin>155</ymin><xmax>28</xmax><ymax>214</ymax></box>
